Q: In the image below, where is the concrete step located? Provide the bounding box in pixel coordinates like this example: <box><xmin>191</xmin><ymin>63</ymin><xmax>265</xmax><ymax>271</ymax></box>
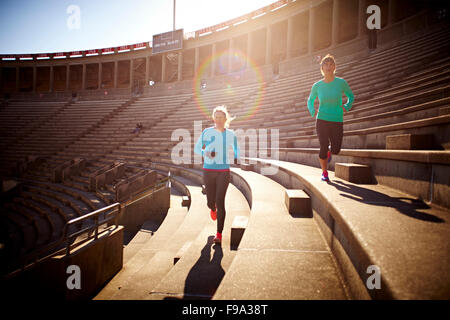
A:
<box><xmin>335</xmin><ymin>163</ymin><xmax>373</xmax><ymax>184</ymax></box>
<box><xmin>386</xmin><ymin>134</ymin><xmax>435</xmax><ymax>150</ymax></box>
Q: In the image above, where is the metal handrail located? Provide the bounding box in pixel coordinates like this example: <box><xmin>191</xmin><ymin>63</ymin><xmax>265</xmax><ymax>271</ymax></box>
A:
<box><xmin>122</xmin><ymin>177</ymin><xmax>169</xmax><ymax>207</ymax></box>
<box><xmin>3</xmin><ymin>177</ymin><xmax>170</xmax><ymax>279</ymax></box>
<box><xmin>2</xmin><ymin>202</ymin><xmax>121</xmax><ymax>280</ymax></box>
<box><xmin>63</xmin><ymin>202</ymin><xmax>120</xmax><ymax>256</ymax></box>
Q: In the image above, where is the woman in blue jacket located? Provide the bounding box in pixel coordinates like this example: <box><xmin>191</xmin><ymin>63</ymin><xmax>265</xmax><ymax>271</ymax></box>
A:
<box><xmin>194</xmin><ymin>105</ymin><xmax>240</xmax><ymax>244</ymax></box>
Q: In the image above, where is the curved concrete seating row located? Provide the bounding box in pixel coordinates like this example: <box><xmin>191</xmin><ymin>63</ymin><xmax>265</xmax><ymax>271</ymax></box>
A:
<box><xmin>273</xmin><ymin>147</ymin><xmax>450</xmax><ymax>209</ymax></box>
<box><xmin>285</xmin><ymin>113</ymin><xmax>450</xmax><ymax>150</ymax></box>
<box><xmin>1</xmin><ymin>99</ymin><xmax>130</xmax><ymax>165</ymax></box>
<box><xmin>242</xmin><ymin>157</ymin><xmax>450</xmax><ymax>299</ymax></box>
<box><xmin>213</xmin><ymin>167</ymin><xmax>349</xmax><ymax>300</ymax></box>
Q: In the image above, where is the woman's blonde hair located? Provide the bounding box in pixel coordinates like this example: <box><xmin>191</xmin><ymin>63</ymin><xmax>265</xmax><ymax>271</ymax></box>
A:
<box><xmin>320</xmin><ymin>54</ymin><xmax>336</xmax><ymax>76</ymax></box>
<box><xmin>212</xmin><ymin>105</ymin><xmax>235</xmax><ymax>128</ymax></box>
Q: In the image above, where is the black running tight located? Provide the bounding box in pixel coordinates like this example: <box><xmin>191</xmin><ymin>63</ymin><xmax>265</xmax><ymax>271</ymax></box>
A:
<box><xmin>203</xmin><ymin>170</ymin><xmax>230</xmax><ymax>233</ymax></box>
<box><xmin>316</xmin><ymin>119</ymin><xmax>344</xmax><ymax>159</ymax></box>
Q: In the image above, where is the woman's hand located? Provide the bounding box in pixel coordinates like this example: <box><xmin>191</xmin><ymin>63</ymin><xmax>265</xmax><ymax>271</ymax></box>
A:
<box><xmin>205</xmin><ymin>151</ymin><xmax>216</xmax><ymax>159</ymax></box>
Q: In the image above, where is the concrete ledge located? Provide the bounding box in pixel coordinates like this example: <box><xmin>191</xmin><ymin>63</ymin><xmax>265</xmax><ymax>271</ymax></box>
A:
<box><xmin>335</xmin><ymin>163</ymin><xmax>373</xmax><ymax>184</ymax></box>
<box><xmin>386</xmin><ymin>134</ymin><xmax>435</xmax><ymax>150</ymax></box>
<box><xmin>3</xmin><ymin>225</ymin><xmax>124</xmax><ymax>300</ymax></box>
<box><xmin>439</xmin><ymin>106</ymin><xmax>450</xmax><ymax>116</ymax></box>
<box><xmin>247</xmin><ymin>157</ymin><xmax>450</xmax><ymax>299</ymax></box>
<box><xmin>273</xmin><ymin>148</ymin><xmax>450</xmax><ymax>209</ymax></box>
<box><xmin>284</xmin><ymin>189</ymin><xmax>312</xmax><ymax>217</ymax></box>
<box><xmin>285</xmin><ymin>114</ymin><xmax>450</xmax><ymax>150</ymax></box>
<box><xmin>230</xmin><ymin>215</ymin><xmax>248</xmax><ymax>250</ymax></box>
<box><xmin>240</xmin><ymin>163</ymin><xmax>254</xmax><ymax>171</ymax></box>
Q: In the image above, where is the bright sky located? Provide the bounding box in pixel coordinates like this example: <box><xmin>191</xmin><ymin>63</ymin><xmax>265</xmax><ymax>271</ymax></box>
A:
<box><xmin>0</xmin><ymin>0</ymin><xmax>277</xmax><ymax>54</ymax></box>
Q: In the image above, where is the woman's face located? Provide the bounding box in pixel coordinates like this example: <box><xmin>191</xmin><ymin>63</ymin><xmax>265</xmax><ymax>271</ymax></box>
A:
<box><xmin>213</xmin><ymin>111</ymin><xmax>227</xmax><ymax>128</ymax></box>
<box><xmin>322</xmin><ymin>59</ymin><xmax>335</xmax><ymax>76</ymax></box>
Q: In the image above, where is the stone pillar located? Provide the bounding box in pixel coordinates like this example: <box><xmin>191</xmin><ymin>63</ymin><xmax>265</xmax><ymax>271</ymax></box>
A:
<box><xmin>66</xmin><ymin>65</ymin><xmax>70</xmax><ymax>91</ymax></box>
<box><xmin>388</xmin><ymin>0</ymin><xmax>397</xmax><ymax>26</ymax></box>
<box><xmin>49</xmin><ymin>65</ymin><xmax>54</xmax><ymax>92</ymax></box>
<box><xmin>98</xmin><ymin>62</ymin><xmax>102</xmax><ymax>89</ymax></box>
<box><xmin>308</xmin><ymin>7</ymin><xmax>315</xmax><ymax>54</ymax></box>
<box><xmin>358</xmin><ymin>0</ymin><xmax>366</xmax><ymax>38</ymax></box>
<box><xmin>286</xmin><ymin>17</ymin><xmax>293</xmax><ymax>59</ymax></box>
<box><xmin>247</xmin><ymin>33</ymin><xmax>253</xmax><ymax>68</ymax></box>
<box><xmin>194</xmin><ymin>47</ymin><xmax>199</xmax><ymax>77</ymax></box>
<box><xmin>129</xmin><ymin>59</ymin><xmax>134</xmax><ymax>88</ymax></box>
<box><xmin>332</xmin><ymin>0</ymin><xmax>340</xmax><ymax>46</ymax></box>
<box><xmin>211</xmin><ymin>43</ymin><xmax>216</xmax><ymax>77</ymax></box>
<box><xmin>145</xmin><ymin>56</ymin><xmax>150</xmax><ymax>85</ymax></box>
<box><xmin>265</xmin><ymin>26</ymin><xmax>272</xmax><ymax>65</ymax></box>
<box><xmin>161</xmin><ymin>54</ymin><xmax>166</xmax><ymax>83</ymax></box>
<box><xmin>32</xmin><ymin>66</ymin><xmax>37</xmax><ymax>93</ymax></box>
<box><xmin>229</xmin><ymin>38</ymin><xmax>234</xmax><ymax>73</ymax></box>
<box><xmin>113</xmin><ymin>60</ymin><xmax>118</xmax><ymax>88</ymax></box>
<box><xmin>81</xmin><ymin>64</ymin><xmax>86</xmax><ymax>90</ymax></box>
<box><xmin>178</xmin><ymin>51</ymin><xmax>183</xmax><ymax>81</ymax></box>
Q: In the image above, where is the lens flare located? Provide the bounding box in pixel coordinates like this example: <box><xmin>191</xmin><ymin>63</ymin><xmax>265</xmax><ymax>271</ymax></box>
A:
<box><xmin>193</xmin><ymin>49</ymin><xmax>264</xmax><ymax>122</ymax></box>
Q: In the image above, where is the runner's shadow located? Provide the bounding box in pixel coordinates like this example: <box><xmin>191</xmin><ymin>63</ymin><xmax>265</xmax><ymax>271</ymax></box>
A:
<box><xmin>328</xmin><ymin>180</ymin><xmax>444</xmax><ymax>223</ymax></box>
<box><xmin>164</xmin><ymin>236</ymin><xmax>225</xmax><ymax>300</ymax></box>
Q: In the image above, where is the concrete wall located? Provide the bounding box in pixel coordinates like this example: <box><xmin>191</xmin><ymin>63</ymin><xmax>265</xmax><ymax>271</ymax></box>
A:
<box><xmin>118</xmin><ymin>186</ymin><xmax>170</xmax><ymax>235</ymax></box>
<box><xmin>3</xmin><ymin>225</ymin><xmax>124</xmax><ymax>300</ymax></box>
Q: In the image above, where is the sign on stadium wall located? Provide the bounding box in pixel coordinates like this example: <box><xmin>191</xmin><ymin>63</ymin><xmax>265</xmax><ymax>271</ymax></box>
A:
<box><xmin>152</xmin><ymin>29</ymin><xmax>183</xmax><ymax>55</ymax></box>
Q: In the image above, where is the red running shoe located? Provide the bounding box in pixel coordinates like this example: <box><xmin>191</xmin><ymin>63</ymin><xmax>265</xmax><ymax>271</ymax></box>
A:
<box><xmin>210</xmin><ymin>209</ymin><xmax>217</xmax><ymax>221</ymax></box>
<box><xmin>213</xmin><ymin>232</ymin><xmax>222</xmax><ymax>244</ymax></box>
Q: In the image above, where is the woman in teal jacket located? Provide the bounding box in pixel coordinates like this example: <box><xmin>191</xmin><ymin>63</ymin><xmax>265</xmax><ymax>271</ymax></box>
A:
<box><xmin>307</xmin><ymin>54</ymin><xmax>354</xmax><ymax>181</ymax></box>
<box><xmin>194</xmin><ymin>105</ymin><xmax>240</xmax><ymax>244</ymax></box>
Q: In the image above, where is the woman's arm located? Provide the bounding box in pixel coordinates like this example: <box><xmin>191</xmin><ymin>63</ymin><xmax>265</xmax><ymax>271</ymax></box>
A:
<box><xmin>233</xmin><ymin>132</ymin><xmax>240</xmax><ymax>160</ymax></box>
<box><xmin>194</xmin><ymin>130</ymin><xmax>204</xmax><ymax>155</ymax></box>
<box><xmin>342</xmin><ymin>79</ymin><xmax>354</xmax><ymax>111</ymax></box>
<box><xmin>307</xmin><ymin>83</ymin><xmax>318</xmax><ymax>117</ymax></box>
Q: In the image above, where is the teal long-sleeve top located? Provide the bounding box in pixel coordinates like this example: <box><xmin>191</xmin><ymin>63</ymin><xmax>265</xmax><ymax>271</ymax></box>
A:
<box><xmin>194</xmin><ymin>127</ymin><xmax>240</xmax><ymax>170</ymax></box>
<box><xmin>307</xmin><ymin>77</ymin><xmax>354</xmax><ymax>122</ymax></box>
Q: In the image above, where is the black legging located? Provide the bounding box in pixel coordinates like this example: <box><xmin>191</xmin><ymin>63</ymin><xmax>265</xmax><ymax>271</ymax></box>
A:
<box><xmin>316</xmin><ymin>119</ymin><xmax>343</xmax><ymax>159</ymax></box>
<box><xmin>203</xmin><ymin>170</ymin><xmax>230</xmax><ymax>234</ymax></box>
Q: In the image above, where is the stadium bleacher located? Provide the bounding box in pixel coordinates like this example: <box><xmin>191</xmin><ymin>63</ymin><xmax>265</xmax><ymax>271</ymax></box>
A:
<box><xmin>0</xmin><ymin>1</ymin><xmax>449</xmax><ymax>301</ymax></box>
